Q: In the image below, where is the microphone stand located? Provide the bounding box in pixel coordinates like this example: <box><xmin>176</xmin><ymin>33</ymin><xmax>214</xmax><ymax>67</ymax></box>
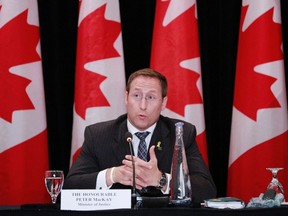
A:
<box><xmin>127</xmin><ymin>137</ymin><xmax>137</xmax><ymax>209</ymax></box>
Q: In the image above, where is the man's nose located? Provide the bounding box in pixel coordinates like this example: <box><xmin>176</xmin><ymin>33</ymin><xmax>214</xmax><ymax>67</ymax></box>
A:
<box><xmin>139</xmin><ymin>96</ymin><xmax>148</xmax><ymax>109</ymax></box>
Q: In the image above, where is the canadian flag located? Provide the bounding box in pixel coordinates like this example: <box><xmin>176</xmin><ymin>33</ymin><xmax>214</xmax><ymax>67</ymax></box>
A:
<box><xmin>0</xmin><ymin>0</ymin><xmax>50</xmax><ymax>205</ymax></box>
<box><xmin>70</xmin><ymin>0</ymin><xmax>126</xmax><ymax>164</ymax></box>
<box><xmin>227</xmin><ymin>0</ymin><xmax>288</xmax><ymax>202</ymax></box>
<box><xmin>150</xmin><ymin>0</ymin><xmax>209</xmax><ymax>164</ymax></box>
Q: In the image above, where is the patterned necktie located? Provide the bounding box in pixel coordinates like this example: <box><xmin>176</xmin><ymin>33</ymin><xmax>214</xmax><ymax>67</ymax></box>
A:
<box><xmin>135</xmin><ymin>131</ymin><xmax>150</xmax><ymax>194</ymax></box>
<box><xmin>135</xmin><ymin>131</ymin><xmax>150</xmax><ymax>161</ymax></box>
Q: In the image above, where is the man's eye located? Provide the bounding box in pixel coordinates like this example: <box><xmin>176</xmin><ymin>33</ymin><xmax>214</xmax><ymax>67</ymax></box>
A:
<box><xmin>146</xmin><ymin>95</ymin><xmax>155</xmax><ymax>101</ymax></box>
<box><xmin>132</xmin><ymin>93</ymin><xmax>142</xmax><ymax>100</ymax></box>
<box><xmin>134</xmin><ymin>93</ymin><xmax>141</xmax><ymax>98</ymax></box>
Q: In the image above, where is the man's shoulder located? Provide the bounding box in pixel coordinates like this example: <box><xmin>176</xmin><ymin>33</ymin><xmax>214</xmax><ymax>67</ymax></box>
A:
<box><xmin>159</xmin><ymin>115</ymin><xmax>195</xmax><ymax>129</ymax></box>
<box><xmin>159</xmin><ymin>115</ymin><xmax>196</xmax><ymax>139</ymax></box>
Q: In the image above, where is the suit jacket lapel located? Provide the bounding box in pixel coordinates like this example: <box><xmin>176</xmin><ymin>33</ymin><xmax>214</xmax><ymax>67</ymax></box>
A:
<box><xmin>148</xmin><ymin>118</ymin><xmax>174</xmax><ymax>173</ymax></box>
<box><xmin>112</xmin><ymin>118</ymin><xmax>131</xmax><ymax>163</ymax></box>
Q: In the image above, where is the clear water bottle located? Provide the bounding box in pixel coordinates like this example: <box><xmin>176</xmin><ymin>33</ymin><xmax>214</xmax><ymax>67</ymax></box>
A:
<box><xmin>169</xmin><ymin>122</ymin><xmax>192</xmax><ymax>206</ymax></box>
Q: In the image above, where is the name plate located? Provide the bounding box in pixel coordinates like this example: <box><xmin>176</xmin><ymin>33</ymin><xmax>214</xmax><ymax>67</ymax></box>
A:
<box><xmin>60</xmin><ymin>189</ymin><xmax>131</xmax><ymax>211</ymax></box>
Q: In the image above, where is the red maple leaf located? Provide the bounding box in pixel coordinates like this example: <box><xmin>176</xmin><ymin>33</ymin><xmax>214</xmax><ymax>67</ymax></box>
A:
<box><xmin>0</xmin><ymin>10</ymin><xmax>40</xmax><ymax>123</ymax></box>
<box><xmin>75</xmin><ymin>4</ymin><xmax>121</xmax><ymax>120</ymax></box>
<box><xmin>151</xmin><ymin>3</ymin><xmax>202</xmax><ymax>116</ymax></box>
<box><xmin>234</xmin><ymin>6</ymin><xmax>282</xmax><ymax>121</ymax></box>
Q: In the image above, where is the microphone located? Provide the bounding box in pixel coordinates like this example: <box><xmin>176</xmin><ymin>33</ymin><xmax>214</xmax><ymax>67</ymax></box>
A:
<box><xmin>125</xmin><ymin>132</ymin><xmax>134</xmax><ymax>155</ymax></box>
<box><xmin>125</xmin><ymin>132</ymin><xmax>137</xmax><ymax>208</ymax></box>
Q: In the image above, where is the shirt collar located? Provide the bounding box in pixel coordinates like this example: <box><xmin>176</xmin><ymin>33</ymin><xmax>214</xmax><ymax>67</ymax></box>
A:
<box><xmin>127</xmin><ymin>120</ymin><xmax>157</xmax><ymax>135</ymax></box>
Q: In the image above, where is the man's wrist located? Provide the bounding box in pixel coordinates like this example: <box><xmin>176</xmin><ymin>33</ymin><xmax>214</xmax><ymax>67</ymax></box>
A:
<box><xmin>110</xmin><ymin>167</ymin><xmax>115</xmax><ymax>184</ymax></box>
<box><xmin>157</xmin><ymin>172</ymin><xmax>167</xmax><ymax>189</ymax></box>
<box><xmin>106</xmin><ymin>167</ymin><xmax>116</xmax><ymax>187</ymax></box>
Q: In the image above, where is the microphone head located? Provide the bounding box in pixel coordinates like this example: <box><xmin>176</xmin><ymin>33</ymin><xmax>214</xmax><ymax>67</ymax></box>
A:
<box><xmin>125</xmin><ymin>132</ymin><xmax>133</xmax><ymax>142</ymax></box>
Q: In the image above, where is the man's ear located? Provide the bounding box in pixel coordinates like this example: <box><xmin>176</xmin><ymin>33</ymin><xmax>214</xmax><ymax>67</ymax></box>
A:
<box><xmin>161</xmin><ymin>96</ymin><xmax>168</xmax><ymax>111</ymax></box>
<box><xmin>125</xmin><ymin>91</ymin><xmax>129</xmax><ymax>104</ymax></box>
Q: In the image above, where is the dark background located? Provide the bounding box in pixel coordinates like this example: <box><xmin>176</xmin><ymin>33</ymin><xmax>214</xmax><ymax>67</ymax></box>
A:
<box><xmin>37</xmin><ymin>0</ymin><xmax>288</xmax><ymax>197</ymax></box>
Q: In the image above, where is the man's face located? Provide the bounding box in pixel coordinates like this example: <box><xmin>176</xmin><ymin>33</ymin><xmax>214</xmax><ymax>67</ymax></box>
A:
<box><xmin>125</xmin><ymin>76</ymin><xmax>167</xmax><ymax>131</ymax></box>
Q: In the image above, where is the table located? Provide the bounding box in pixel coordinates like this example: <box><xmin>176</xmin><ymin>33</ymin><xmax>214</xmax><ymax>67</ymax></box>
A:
<box><xmin>1</xmin><ymin>205</ymin><xmax>288</xmax><ymax>216</ymax></box>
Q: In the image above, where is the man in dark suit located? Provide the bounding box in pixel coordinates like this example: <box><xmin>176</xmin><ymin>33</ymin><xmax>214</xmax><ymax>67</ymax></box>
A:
<box><xmin>63</xmin><ymin>68</ymin><xmax>216</xmax><ymax>204</ymax></box>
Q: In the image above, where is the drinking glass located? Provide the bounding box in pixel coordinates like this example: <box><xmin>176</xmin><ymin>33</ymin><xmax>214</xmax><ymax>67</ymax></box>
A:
<box><xmin>266</xmin><ymin>168</ymin><xmax>284</xmax><ymax>195</ymax></box>
<box><xmin>45</xmin><ymin>170</ymin><xmax>64</xmax><ymax>204</ymax></box>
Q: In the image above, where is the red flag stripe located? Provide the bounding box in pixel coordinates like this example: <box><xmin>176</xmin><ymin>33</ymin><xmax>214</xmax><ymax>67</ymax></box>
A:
<box><xmin>0</xmin><ymin>130</ymin><xmax>50</xmax><ymax>205</ymax></box>
<box><xmin>150</xmin><ymin>0</ymin><xmax>209</xmax><ymax>165</ymax></box>
<box><xmin>0</xmin><ymin>1</ymin><xmax>50</xmax><ymax>205</ymax></box>
<box><xmin>227</xmin><ymin>1</ymin><xmax>288</xmax><ymax>202</ymax></box>
<box><xmin>70</xmin><ymin>0</ymin><xmax>126</xmax><ymax>165</ymax></box>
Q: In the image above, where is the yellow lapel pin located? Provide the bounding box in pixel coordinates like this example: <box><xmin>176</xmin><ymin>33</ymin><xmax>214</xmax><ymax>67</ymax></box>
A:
<box><xmin>156</xmin><ymin>141</ymin><xmax>162</xmax><ymax>150</ymax></box>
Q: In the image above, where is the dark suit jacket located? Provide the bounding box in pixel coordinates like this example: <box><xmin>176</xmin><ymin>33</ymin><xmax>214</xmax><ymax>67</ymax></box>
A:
<box><xmin>63</xmin><ymin>114</ymin><xmax>216</xmax><ymax>203</ymax></box>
